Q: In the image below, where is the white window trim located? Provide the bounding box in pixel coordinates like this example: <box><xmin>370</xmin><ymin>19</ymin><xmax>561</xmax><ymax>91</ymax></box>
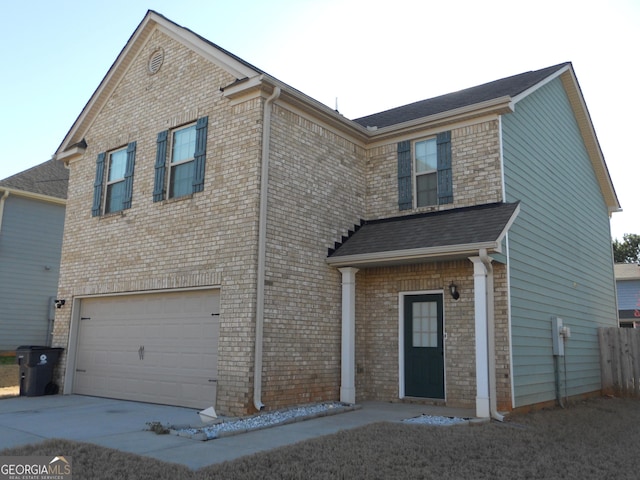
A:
<box><xmin>413</xmin><ymin>138</ymin><xmax>438</xmax><ymax>209</ymax></box>
<box><xmin>103</xmin><ymin>147</ymin><xmax>127</xmax><ymax>214</ymax></box>
<box><xmin>167</xmin><ymin>122</ymin><xmax>197</xmax><ymax>199</ymax></box>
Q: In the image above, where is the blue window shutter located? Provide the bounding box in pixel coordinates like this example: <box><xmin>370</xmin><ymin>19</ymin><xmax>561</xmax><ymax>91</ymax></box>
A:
<box><xmin>91</xmin><ymin>152</ymin><xmax>106</xmax><ymax>217</ymax></box>
<box><xmin>153</xmin><ymin>130</ymin><xmax>168</xmax><ymax>202</ymax></box>
<box><xmin>397</xmin><ymin>140</ymin><xmax>412</xmax><ymax>210</ymax></box>
<box><xmin>122</xmin><ymin>141</ymin><xmax>136</xmax><ymax>210</ymax></box>
<box><xmin>192</xmin><ymin>116</ymin><xmax>208</xmax><ymax>193</ymax></box>
<box><xmin>437</xmin><ymin>131</ymin><xmax>453</xmax><ymax>204</ymax></box>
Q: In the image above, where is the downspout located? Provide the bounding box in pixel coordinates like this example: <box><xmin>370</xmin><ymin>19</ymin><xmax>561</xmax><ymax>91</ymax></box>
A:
<box><xmin>0</xmin><ymin>190</ymin><xmax>9</xmax><ymax>234</ymax></box>
<box><xmin>479</xmin><ymin>248</ymin><xmax>504</xmax><ymax>422</ymax></box>
<box><xmin>254</xmin><ymin>85</ymin><xmax>281</xmax><ymax>411</ymax></box>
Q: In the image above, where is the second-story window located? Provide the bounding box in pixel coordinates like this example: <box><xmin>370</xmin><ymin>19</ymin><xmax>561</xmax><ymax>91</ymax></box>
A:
<box><xmin>91</xmin><ymin>141</ymin><xmax>137</xmax><ymax>217</ymax></box>
<box><xmin>169</xmin><ymin>124</ymin><xmax>196</xmax><ymax>198</ymax></box>
<box><xmin>153</xmin><ymin>116</ymin><xmax>208</xmax><ymax>202</ymax></box>
<box><xmin>415</xmin><ymin>138</ymin><xmax>438</xmax><ymax>207</ymax></box>
<box><xmin>397</xmin><ymin>131</ymin><xmax>452</xmax><ymax>211</ymax></box>
<box><xmin>105</xmin><ymin>148</ymin><xmax>128</xmax><ymax>213</ymax></box>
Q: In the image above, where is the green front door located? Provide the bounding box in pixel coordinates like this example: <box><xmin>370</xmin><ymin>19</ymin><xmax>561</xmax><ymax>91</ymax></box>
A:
<box><xmin>404</xmin><ymin>294</ymin><xmax>444</xmax><ymax>398</ymax></box>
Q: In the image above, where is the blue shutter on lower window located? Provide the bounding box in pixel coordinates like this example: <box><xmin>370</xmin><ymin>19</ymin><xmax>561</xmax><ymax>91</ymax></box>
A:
<box><xmin>437</xmin><ymin>131</ymin><xmax>453</xmax><ymax>204</ymax></box>
<box><xmin>122</xmin><ymin>141</ymin><xmax>136</xmax><ymax>210</ymax></box>
<box><xmin>397</xmin><ymin>140</ymin><xmax>412</xmax><ymax>210</ymax></box>
<box><xmin>192</xmin><ymin>116</ymin><xmax>208</xmax><ymax>193</ymax></box>
<box><xmin>153</xmin><ymin>130</ymin><xmax>168</xmax><ymax>202</ymax></box>
<box><xmin>91</xmin><ymin>152</ymin><xmax>106</xmax><ymax>217</ymax></box>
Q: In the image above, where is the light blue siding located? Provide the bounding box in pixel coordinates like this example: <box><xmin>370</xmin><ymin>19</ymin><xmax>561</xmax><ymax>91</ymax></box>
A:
<box><xmin>0</xmin><ymin>196</ymin><xmax>65</xmax><ymax>350</ymax></box>
<box><xmin>502</xmin><ymin>77</ymin><xmax>617</xmax><ymax>407</ymax></box>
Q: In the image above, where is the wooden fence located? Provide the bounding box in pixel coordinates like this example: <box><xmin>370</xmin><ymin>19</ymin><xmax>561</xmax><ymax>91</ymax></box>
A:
<box><xmin>599</xmin><ymin>327</ymin><xmax>640</xmax><ymax>396</ymax></box>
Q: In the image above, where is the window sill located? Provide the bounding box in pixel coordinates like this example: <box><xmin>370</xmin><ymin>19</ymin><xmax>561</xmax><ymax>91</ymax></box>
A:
<box><xmin>97</xmin><ymin>210</ymin><xmax>126</xmax><ymax>220</ymax></box>
<box><xmin>159</xmin><ymin>193</ymin><xmax>194</xmax><ymax>205</ymax></box>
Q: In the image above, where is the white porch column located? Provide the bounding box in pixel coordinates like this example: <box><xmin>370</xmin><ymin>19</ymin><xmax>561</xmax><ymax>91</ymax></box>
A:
<box><xmin>338</xmin><ymin>267</ymin><xmax>359</xmax><ymax>404</ymax></box>
<box><xmin>470</xmin><ymin>257</ymin><xmax>490</xmax><ymax>418</ymax></box>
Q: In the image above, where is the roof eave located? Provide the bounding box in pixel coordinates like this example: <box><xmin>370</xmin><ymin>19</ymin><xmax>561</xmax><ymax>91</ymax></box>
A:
<box><xmin>222</xmin><ymin>74</ymin><xmax>371</xmax><ymax>143</ymax></box>
<box><xmin>56</xmin><ymin>143</ymin><xmax>87</xmax><ymax>165</ymax></box>
<box><xmin>326</xmin><ymin>241</ymin><xmax>502</xmax><ymax>268</ymax></box>
<box><xmin>0</xmin><ymin>186</ymin><xmax>66</xmax><ymax>205</ymax></box>
<box><xmin>559</xmin><ymin>67</ymin><xmax>621</xmax><ymax>213</ymax></box>
<box><xmin>362</xmin><ymin>96</ymin><xmax>515</xmax><ymax>143</ymax></box>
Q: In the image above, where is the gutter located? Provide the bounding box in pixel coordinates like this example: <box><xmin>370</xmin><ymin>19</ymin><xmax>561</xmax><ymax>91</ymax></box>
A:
<box><xmin>327</xmin><ymin>241</ymin><xmax>502</xmax><ymax>268</ymax></box>
<box><xmin>253</xmin><ymin>85</ymin><xmax>281</xmax><ymax>411</ymax></box>
<box><xmin>0</xmin><ymin>190</ymin><xmax>9</xmax><ymax>234</ymax></box>
<box><xmin>479</xmin><ymin>248</ymin><xmax>504</xmax><ymax>422</ymax></box>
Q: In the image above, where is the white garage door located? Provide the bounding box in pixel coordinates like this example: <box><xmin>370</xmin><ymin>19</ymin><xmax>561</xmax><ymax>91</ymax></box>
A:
<box><xmin>73</xmin><ymin>289</ymin><xmax>219</xmax><ymax>409</ymax></box>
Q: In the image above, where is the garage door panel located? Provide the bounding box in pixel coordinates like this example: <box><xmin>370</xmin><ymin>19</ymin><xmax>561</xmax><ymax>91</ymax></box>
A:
<box><xmin>74</xmin><ymin>289</ymin><xmax>220</xmax><ymax>409</ymax></box>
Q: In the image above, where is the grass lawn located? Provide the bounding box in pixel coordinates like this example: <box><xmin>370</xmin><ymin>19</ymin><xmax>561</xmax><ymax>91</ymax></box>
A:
<box><xmin>2</xmin><ymin>396</ymin><xmax>640</xmax><ymax>479</ymax></box>
<box><xmin>0</xmin><ymin>355</ymin><xmax>15</xmax><ymax>365</ymax></box>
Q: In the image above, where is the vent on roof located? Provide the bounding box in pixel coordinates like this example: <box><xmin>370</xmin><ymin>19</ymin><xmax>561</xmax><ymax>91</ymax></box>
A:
<box><xmin>148</xmin><ymin>48</ymin><xmax>164</xmax><ymax>75</ymax></box>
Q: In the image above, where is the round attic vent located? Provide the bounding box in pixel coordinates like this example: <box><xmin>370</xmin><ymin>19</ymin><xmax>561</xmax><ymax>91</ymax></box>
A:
<box><xmin>148</xmin><ymin>48</ymin><xmax>164</xmax><ymax>75</ymax></box>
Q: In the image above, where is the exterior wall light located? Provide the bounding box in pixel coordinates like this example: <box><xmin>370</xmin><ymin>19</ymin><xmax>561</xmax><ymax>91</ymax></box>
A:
<box><xmin>449</xmin><ymin>283</ymin><xmax>460</xmax><ymax>300</ymax></box>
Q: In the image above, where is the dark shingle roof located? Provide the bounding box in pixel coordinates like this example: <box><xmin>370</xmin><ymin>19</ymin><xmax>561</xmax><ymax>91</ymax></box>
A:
<box><xmin>329</xmin><ymin>202</ymin><xmax>520</xmax><ymax>260</ymax></box>
<box><xmin>353</xmin><ymin>63</ymin><xmax>570</xmax><ymax>129</ymax></box>
<box><xmin>0</xmin><ymin>159</ymin><xmax>69</xmax><ymax>199</ymax></box>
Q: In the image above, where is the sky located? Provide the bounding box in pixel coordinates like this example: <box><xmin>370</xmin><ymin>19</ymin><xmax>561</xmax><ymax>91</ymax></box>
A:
<box><xmin>2</xmin><ymin>0</ymin><xmax>638</xmax><ymax>240</ymax></box>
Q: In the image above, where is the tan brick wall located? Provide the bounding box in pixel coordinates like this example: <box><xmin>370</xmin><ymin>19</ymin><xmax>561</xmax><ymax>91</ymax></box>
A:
<box><xmin>354</xmin><ymin>260</ymin><xmax>512</xmax><ymax>410</ymax></box>
<box><xmin>366</xmin><ymin>119</ymin><xmax>503</xmax><ymax>219</ymax></box>
<box><xmin>53</xmin><ymin>27</ymin><xmax>512</xmax><ymax>416</ymax></box>
<box><xmin>260</xmin><ymin>105</ymin><xmax>367</xmax><ymax>410</ymax></box>
<box><xmin>54</xmin><ymin>30</ymin><xmax>264</xmax><ymax>415</ymax></box>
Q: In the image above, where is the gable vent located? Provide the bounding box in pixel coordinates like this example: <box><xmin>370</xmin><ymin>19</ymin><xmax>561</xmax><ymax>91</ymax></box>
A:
<box><xmin>148</xmin><ymin>48</ymin><xmax>164</xmax><ymax>75</ymax></box>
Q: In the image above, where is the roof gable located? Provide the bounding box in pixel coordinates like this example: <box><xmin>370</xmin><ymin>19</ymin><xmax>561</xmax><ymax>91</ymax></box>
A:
<box><xmin>0</xmin><ymin>159</ymin><xmax>69</xmax><ymax>200</ymax></box>
<box><xmin>56</xmin><ymin>10</ymin><xmax>261</xmax><ymax>156</ymax></box>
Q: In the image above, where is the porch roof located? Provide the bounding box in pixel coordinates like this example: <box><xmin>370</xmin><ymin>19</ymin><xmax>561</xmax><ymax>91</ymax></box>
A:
<box><xmin>327</xmin><ymin>202</ymin><xmax>520</xmax><ymax>267</ymax></box>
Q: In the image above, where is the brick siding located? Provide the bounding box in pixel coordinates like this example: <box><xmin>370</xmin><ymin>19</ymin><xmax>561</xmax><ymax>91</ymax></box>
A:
<box><xmin>54</xmin><ymin>26</ymin><xmax>512</xmax><ymax>415</ymax></box>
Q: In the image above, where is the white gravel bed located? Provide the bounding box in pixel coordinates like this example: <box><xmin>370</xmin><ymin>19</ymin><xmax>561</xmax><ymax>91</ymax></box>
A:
<box><xmin>175</xmin><ymin>402</ymin><xmax>354</xmax><ymax>440</ymax></box>
<box><xmin>402</xmin><ymin>414</ymin><xmax>470</xmax><ymax>426</ymax></box>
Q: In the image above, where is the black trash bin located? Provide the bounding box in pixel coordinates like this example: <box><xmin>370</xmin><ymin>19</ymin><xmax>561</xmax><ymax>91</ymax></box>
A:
<box><xmin>16</xmin><ymin>346</ymin><xmax>64</xmax><ymax>396</ymax></box>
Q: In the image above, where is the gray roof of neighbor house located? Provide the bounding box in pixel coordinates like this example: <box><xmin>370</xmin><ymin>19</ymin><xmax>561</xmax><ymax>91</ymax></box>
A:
<box><xmin>614</xmin><ymin>263</ymin><xmax>640</xmax><ymax>280</ymax></box>
<box><xmin>328</xmin><ymin>202</ymin><xmax>520</xmax><ymax>265</ymax></box>
<box><xmin>0</xmin><ymin>159</ymin><xmax>69</xmax><ymax>199</ymax></box>
<box><xmin>353</xmin><ymin>63</ymin><xmax>570</xmax><ymax>129</ymax></box>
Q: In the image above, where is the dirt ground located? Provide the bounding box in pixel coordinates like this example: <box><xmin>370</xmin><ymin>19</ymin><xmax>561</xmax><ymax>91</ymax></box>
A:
<box><xmin>0</xmin><ymin>386</ymin><xmax>18</xmax><ymax>398</ymax></box>
<box><xmin>2</xmin><ymin>396</ymin><xmax>640</xmax><ymax>479</ymax></box>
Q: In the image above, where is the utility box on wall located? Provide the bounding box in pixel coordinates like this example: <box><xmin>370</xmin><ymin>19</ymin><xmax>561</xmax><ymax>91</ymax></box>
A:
<box><xmin>552</xmin><ymin>317</ymin><xmax>571</xmax><ymax>356</ymax></box>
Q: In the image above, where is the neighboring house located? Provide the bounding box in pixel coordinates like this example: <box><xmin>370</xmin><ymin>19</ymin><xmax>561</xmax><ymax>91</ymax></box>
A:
<box><xmin>0</xmin><ymin>159</ymin><xmax>68</xmax><ymax>351</ymax></box>
<box><xmin>615</xmin><ymin>263</ymin><xmax>640</xmax><ymax>327</ymax></box>
<box><xmin>50</xmin><ymin>10</ymin><xmax>619</xmax><ymax>417</ymax></box>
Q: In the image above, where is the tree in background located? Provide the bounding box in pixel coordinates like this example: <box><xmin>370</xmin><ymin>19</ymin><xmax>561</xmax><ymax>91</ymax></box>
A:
<box><xmin>613</xmin><ymin>234</ymin><xmax>640</xmax><ymax>263</ymax></box>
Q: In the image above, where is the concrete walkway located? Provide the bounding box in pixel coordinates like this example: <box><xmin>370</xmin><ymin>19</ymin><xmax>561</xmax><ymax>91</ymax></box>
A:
<box><xmin>0</xmin><ymin>395</ymin><xmax>474</xmax><ymax>470</ymax></box>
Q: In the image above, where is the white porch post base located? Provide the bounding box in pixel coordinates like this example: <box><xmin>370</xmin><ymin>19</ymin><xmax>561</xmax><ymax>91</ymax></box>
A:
<box><xmin>340</xmin><ymin>387</ymin><xmax>356</xmax><ymax>404</ymax></box>
<box><xmin>338</xmin><ymin>267</ymin><xmax>358</xmax><ymax>405</ymax></box>
<box><xmin>470</xmin><ymin>256</ymin><xmax>490</xmax><ymax>418</ymax></box>
<box><xmin>476</xmin><ymin>396</ymin><xmax>490</xmax><ymax>418</ymax></box>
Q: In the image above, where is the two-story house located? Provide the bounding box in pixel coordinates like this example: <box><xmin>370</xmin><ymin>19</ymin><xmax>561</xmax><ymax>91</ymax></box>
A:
<box><xmin>51</xmin><ymin>11</ymin><xmax>619</xmax><ymax>418</ymax></box>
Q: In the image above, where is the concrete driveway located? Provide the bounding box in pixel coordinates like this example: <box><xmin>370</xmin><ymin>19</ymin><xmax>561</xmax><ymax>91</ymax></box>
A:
<box><xmin>0</xmin><ymin>395</ymin><xmax>474</xmax><ymax>469</ymax></box>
